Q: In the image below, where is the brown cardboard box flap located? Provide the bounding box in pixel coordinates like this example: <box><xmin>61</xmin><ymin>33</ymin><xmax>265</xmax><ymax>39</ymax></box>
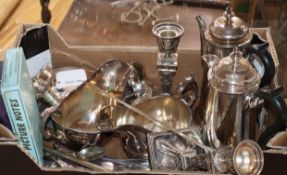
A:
<box><xmin>0</xmin><ymin>124</ymin><xmax>15</xmax><ymax>140</ymax></box>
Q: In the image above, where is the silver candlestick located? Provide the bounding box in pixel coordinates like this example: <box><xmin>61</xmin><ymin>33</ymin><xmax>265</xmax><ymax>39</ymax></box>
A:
<box><xmin>152</xmin><ymin>22</ymin><xmax>184</xmax><ymax>94</ymax></box>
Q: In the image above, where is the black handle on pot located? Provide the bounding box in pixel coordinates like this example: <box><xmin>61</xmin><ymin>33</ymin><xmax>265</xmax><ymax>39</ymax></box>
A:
<box><xmin>255</xmin><ymin>87</ymin><xmax>287</xmax><ymax>149</ymax></box>
<box><xmin>244</xmin><ymin>34</ymin><xmax>275</xmax><ymax>88</ymax></box>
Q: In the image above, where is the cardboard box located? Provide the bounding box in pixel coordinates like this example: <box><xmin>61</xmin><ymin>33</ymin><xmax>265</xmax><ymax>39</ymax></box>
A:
<box><xmin>0</xmin><ymin>24</ymin><xmax>283</xmax><ymax>174</ymax></box>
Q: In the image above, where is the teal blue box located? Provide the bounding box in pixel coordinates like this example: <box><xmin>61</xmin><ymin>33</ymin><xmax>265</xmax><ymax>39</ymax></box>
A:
<box><xmin>1</xmin><ymin>48</ymin><xmax>43</xmax><ymax>165</ymax></box>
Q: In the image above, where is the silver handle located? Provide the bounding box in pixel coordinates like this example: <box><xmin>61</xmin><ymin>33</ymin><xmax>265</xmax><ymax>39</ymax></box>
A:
<box><xmin>177</xmin><ymin>75</ymin><xmax>198</xmax><ymax>109</ymax></box>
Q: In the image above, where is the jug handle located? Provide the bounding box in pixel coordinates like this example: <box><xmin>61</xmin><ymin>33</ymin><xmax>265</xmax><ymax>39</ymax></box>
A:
<box><xmin>244</xmin><ymin>34</ymin><xmax>276</xmax><ymax>88</ymax></box>
<box><xmin>255</xmin><ymin>87</ymin><xmax>287</xmax><ymax>149</ymax></box>
<box><xmin>177</xmin><ymin>75</ymin><xmax>198</xmax><ymax>109</ymax></box>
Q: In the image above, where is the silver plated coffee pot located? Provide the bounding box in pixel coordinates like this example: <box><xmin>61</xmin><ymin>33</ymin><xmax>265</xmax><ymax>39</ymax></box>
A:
<box><xmin>202</xmin><ymin>49</ymin><xmax>286</xmax><ymax>148</ymax></box>
<box><xmin>203</xmin><ymin>49</ymin><xmax>260</xmax><ymax>148</ymax></box>
<box><xmin>196</xmin><ymin>6</ymin><xmax>252</xmax><ymax>57</ymax></box>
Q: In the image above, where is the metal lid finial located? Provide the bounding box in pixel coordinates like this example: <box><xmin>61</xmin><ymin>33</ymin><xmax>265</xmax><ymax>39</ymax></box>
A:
<box><xmin>224</xmin><ymin>6</ymin><xmax>234</xmax><ymax>27</ymax></box>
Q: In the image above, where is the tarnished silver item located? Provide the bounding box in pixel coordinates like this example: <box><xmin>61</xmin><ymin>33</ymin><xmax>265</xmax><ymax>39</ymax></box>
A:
<box><xmin>148</xmin><ymin>130</ymin><xmax>264</xmax><ymax>175</ymax></box>
<box><xmin>33</xmin><ymin>66</ymin><xmax>80</xmax><ymax>106</ymax></box>
<box><xmin>147</xmin><ymin>128</ymin><xmax>204</xmax><ymax>171</ymax></box>
<box><xmin>42</xmin><ymin>60</ymin><xmax>153</xmax><ymax>152</ymax></box>
<box><xmin>152</xmin><ymin>21</ymin><xmax>184</xmax><ymax>94</ymax></box>
<box><xmin>33</xmin><ymin>65</ymin><xmax>61</xmax><ymax>106</ymax></box>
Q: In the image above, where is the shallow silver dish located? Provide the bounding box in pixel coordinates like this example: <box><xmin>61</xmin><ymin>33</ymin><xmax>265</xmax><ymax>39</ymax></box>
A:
<box><xmin>96</xmin><ymin>95</ymin><xmax>192</xmax><ymax>132</ymax></box>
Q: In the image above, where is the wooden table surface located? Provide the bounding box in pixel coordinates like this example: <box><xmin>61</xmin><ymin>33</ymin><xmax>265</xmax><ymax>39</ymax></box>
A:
<box><xmin>0</xmin><ymin>0</ymin><xmax>73</xmax><ymax>59</ymax></box>
<box><xmin>58</xmin><ymin>0</ymin><xmax>223</xmax><ymax>50</ymax></box>
<box><xmin>0</xmin><ymin>0</ymin><xmax>226</xmax><ymax>58</ymax></box>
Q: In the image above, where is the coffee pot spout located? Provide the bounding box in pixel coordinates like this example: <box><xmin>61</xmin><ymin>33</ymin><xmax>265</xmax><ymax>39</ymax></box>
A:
<box><xmin>202</xmin><ymin>54</ymin><xmax>219</xmax><ymax>69</ymax></box>
<box><xmin>195</xmin><ymin>15</ymin><xmax>207</xmax><ymax>56</ymax></box>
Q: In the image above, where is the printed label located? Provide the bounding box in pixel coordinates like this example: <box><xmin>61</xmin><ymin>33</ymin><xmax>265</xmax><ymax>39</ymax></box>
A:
<box><xmin>55</xmin><ymin>69</ymin><xmax>87</xmax><ymax>89</ymax></box>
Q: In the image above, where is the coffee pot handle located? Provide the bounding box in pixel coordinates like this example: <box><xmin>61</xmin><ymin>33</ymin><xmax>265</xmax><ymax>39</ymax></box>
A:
<box><xmin>244</xmin><ymin>34</ymin><xmax>276</xmax><ymax>88</ymax></box>
<box><xmin>255</xmin><ymin>87</ymin><xmax>287</xmax><ymax>149</ymax></box>
<box><xmin>177</xmin><ymin>75</ymin><xmax>198</xmax><ymax>109</ymax></box>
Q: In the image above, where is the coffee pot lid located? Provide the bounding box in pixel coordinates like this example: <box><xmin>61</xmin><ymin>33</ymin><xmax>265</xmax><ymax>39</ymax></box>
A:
<box><xmin>209</xmin><ymin>6</ymin><xmax>249</xmax><ymax>42</ymax></box>
<box><xmin>208</xmin><ymin>49</ymin><xmax>260</xmax><ymax>94</ymax></box>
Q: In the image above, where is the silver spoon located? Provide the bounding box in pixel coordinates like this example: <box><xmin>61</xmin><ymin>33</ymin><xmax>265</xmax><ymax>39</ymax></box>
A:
<box><xmin>55</xmin><ymin>145</ymin><xmax>105</xmax><ymax>161</ymax></box>
<box><xmin>44</xmin><ymin>147</ymin><xmax>110</xmax><ymax>172</ymax></box>
<box><xmin>77</xmin><ymin>146</ymin><xmax>105</xmax><ymax>161</ymax></box>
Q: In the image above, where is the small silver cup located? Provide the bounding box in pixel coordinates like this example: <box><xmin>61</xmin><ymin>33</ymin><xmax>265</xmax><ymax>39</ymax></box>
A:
<box><xmin>232</xmin><ymin>140</ymin><xmax>264</xmax><ymax>175</ymax></box>
<box><xmin>211</xmin><ymin>140</ymin><xmax>264</xmax><ymax>175</ymax></box>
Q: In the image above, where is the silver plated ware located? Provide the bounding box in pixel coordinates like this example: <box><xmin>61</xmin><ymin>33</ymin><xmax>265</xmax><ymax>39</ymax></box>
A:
<box><xmin>97</xmin><ymin>95</ymin><xmax>192</xmax><ymax>133</ymax></box>
<box><xmin>148</xmin><ymin>130</ymin><xmax>264</xmax><ymax>175</ymax></box>
<box><xmin>202</xmin><ymin>49</ymin><xmax>260</xmax><ymax>148</ymax></box>
<box><xmin>195</xmin><ymin>7</ymin><xmax>277</xmax><ymax>131</ymax></box>
<box><xmin>33</xmin><ymin>65</ymin><xmax>61</xmax><ymax>106</ymax></box>
<box><xmin>188</xmin><ymin>140</ymin><xmax>264</xmax><ymax>175</ymax></box>
<box><xmin>45</xmin><ymin>60</ymin><xmax>152</xmax><ymax>142</ymax></box>
<box><xmin>53</xmin><ymin>144</ymin><xmax>105</xmax><ymax>162</ymax></box>
<box><xmin>43</xmin><ymin>60</ymin><xmax>198</xmax><ymax>150</ymax></box>
<box><xmin>153</xmin><ymin>21</ymin><xmax>184</xmax><ymax>94</ymax></box>
<box><xmin>196</xmin><ymin>6</ymin><xmax>252</xmax><ymax>57</ymax></box>
<box><xmin>200</xmin><ymin>49</ymin><xmax>287</xmax><ymax>149</ymax></box>
<box><xmin>44</xmin><ymin>147</ymin><xmax>110</xmax><ymax>172</ymax></box>
<box><xmin>93</xmin><ymin>157</ymin><xmax>150</xmax><ymax>171</ymax></box>
<box><xmin>33</xmin><ymin>66</ymin><xmax>88</xmax><ymax>107</ymax></box>
<box><xmin>147</xmin><ymin>128</ymin><xmax>204</xmax><ymax>171</ymax></box>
